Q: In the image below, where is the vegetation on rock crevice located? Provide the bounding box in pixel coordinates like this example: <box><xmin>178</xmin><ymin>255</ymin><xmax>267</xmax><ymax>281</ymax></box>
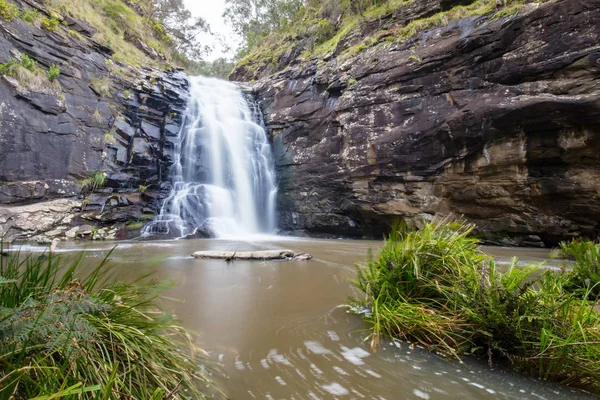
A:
<box><xmin>0</xmin><ymin>54</ymin><xmax>61</xmax><ymax>92</ymax></box>
<box><xmin>350</xmin><ymin>221</ymin><xmax>600</xmax><ymax>393</ymax></box>
<box><xmin>0</xmin><ymin>249</ymin><xmax>219</xmax><ymax>398</ymax></box>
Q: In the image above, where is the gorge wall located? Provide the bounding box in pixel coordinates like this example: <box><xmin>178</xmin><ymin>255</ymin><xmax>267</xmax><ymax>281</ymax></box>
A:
<box><xmin>0</xmin><ymin>0</ymin><xmax>187</xmax><ymax>242</ymax></box>
<box><xmin>234</xmin><ymin>0</ymin><xmax>600</xmax><ymax>246</ymax></box>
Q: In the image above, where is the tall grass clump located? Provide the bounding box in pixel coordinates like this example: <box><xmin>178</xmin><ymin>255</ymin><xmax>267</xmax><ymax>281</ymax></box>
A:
<box><xmin>81</xmin><ymin>170</ymin><xmax>107</xmax><ymax>192</ymax></box>
<box><xmin>552</xmin><ymin>238</ymin><xmax>600</xmax><ymax>299</ymax></box>
<box><xmin>350</xmin><ymin>221</ymin><xmax>600</xmax><ymax>392</ymax></box>
<box><xmin>0</xmin><ymin>248</ymin><xmax>218</xmax><ymax>398</ymax></box>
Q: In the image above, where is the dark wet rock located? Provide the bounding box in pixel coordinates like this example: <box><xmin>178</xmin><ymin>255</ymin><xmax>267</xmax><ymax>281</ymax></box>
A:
<box><xmin>0</xmin><ymin>13</ymin><xmax>189</xmax><ymax>242</ymax></box>
<box><xmin>243</xmin><ymin>0</ymin><xmax>600</xmax><ymax>245</ymax></box>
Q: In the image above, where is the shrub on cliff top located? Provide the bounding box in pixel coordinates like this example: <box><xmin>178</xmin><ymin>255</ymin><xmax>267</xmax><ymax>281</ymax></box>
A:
<box><xmin>0</xmin><ymin>248</ymin><xmax>218</xmax><ymax>398</ymax></box>
<box><xmin>351</xmin><ymin>220</ymin><xmax>600</xmax><ymax>392</ymax></box>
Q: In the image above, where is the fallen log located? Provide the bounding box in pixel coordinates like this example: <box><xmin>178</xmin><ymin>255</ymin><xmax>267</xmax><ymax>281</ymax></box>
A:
<box><xmin>191</xmin><ymin>250</ymin><xmax>312</xmax><ymax>261</ymax></box>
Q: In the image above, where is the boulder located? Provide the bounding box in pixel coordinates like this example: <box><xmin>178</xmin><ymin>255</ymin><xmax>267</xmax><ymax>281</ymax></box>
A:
<box><xmin>0</xmin><ymin>199</ymin><xmax>81</xmax><ymax>242</ymax></box>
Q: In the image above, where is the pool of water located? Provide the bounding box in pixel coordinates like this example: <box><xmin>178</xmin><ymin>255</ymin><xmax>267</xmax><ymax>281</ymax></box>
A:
<box><xmin>12</xmin><ymin>238</ymin><xmax>590</xmax><ymax>399</ymax></box>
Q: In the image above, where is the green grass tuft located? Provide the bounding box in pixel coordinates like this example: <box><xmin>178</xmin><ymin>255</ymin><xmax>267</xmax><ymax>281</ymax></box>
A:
<box><xmin>81</xmin><ymin>171</ymin><xmax>107</xmax><ymax>192</ymax></box>
<box><xmin>0</xmin><ymin>247</ymin><xmax>219</xmax><ymax>398</ymax></box>
<box><xmin>351</xmin><ymin>220</ymin><xmax>600</xmax><ymax>392</ymax></box>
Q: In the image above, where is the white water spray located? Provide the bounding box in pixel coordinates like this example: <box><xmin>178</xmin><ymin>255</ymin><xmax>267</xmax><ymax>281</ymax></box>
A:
<box><xmin>142</xmin><ymin>76</ymin><xmax>277</xmax><ymax>238</ymax></box>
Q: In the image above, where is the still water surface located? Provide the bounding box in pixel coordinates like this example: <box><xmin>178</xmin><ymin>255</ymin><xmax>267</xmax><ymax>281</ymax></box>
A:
<box><xmin>20</xmin><ymin>238</ymin><xmax>591</xmax><ymax>399</ymax></box>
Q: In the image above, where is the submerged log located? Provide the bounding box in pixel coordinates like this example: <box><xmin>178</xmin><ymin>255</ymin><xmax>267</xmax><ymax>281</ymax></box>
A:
<box><xmin>191</xmin><ymin>250</ymin><xmax>312</xmax><ymax>261</ymax></box>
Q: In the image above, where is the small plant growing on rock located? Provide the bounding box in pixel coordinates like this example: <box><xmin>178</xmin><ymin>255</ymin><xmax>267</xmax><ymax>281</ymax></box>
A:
<box><xmin>0</xmin><ymin>0</ymin><xmax>18</xmax><ymax>22</ymax></box>
<box><xmin>46</xmin><ymin>64</ymin><xmax>60</xmax><ymax>80</ymax></box>
<box><xmin>67</xmin><ymin>29</ymin><xmax>84</xmax><ymax>40</ymax></box>
<box><xmin>19</xmin><ymin>8</ymin><xmax>39</xmax><ymax>23</ymax></box>
<box><xmin>81</xmin><ymin>171</ymin><xmax>107</xmax><ymax>192</ymax></box>
<box><xmin>408</xmin><ymin>54</ymin><xmax>422</xmax><ymax>63</ymax></box>
<box><xmin>347</xmin><ymin>76</ymin><xmax>358</xmax><ymax>86</ymax></box>
<box><xmin>138</xmin><ymin>184</ymin><xmax>150</xmax><ymax>193</ymax></box>
<box><xmin>90</xmin><ymin>76</ymin><xmax>112</xmax><ymax>98</ymax></box>
<box><xmin>41</xmin><ymin>16</ymin><xmax>60</xmax><ymax>31</ymax></box>
<box><xmin>20</xmin><ymin>54</ymin><xmax>36</xmax><ymax>71</ymax></box>
<box><xmin>104</xmin><ymin>131</ymin><xmax>116</xmax><ymax>144</ymax></box>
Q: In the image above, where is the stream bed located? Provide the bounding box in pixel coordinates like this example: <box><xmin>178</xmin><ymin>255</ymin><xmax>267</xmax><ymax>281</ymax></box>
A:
<box><xmin>17</xmin><ymin>238</ymin><xmax>592</xmax><ymax>399</ymax></box>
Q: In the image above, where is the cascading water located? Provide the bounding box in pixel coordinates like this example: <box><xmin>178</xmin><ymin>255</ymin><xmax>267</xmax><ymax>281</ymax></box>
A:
<box><xmin>142</xmin><ymin>76</ymin><xmax>277</xmax><ymax>239</ymax></box>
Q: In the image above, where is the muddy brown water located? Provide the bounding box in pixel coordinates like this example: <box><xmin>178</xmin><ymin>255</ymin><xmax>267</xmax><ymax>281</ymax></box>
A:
<box><xmin>17</xmin><ymin>238</ymin><xmax>590</xmax><ymax>399</ymax></box>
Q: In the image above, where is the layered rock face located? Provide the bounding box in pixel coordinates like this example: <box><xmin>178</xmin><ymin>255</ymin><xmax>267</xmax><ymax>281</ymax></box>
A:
<box><xmin>237</xmin><ymin>0</ymin><xmax>600</xmax><ymax>246</ymax></box>
<box><xmin>0</xmin><ymin>1</ymin><xmax>188</xmax><ymax>242</ymax></box>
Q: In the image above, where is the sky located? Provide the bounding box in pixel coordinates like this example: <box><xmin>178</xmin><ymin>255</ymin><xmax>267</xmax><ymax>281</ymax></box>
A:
<box><xmin>183</xmin><ymin>0</ymin><xmax>239</xmax><ymax>61</ymax></box>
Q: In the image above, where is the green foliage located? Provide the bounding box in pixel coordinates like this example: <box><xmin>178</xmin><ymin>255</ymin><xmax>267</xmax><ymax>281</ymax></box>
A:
<box><xmin>81</xmin><ymin>171</ymin><xmax>107</xmax><ymax>192</ymax></box>
<box><xmin>0</xmin><ymin>58</ymin><xmax>18</xmax><ymax>76</ymax></box>
<box><xmin>407</xmin><ymin>54</ymin><xmax>422</xmax><ymax>63</ymax></box>
<box><xmin>0</xmin><ymin>0</ymin><xmax>18</xmax><ymax>22</ymax></box>
<box><xmin>351</xmin><ymin>221</ymin><xmax>600</xmax><ymax>391</ymax></box>
<box><xmin>0</xmin><ymin>54</ymin><xmax>61</xmax><ymax>91</ymax></box>
<box><xmin>90</xmin><ymin>76</ymin><xmax>112</xmax><ymax>97</ymax></box>
<box><xmin>347</xmin><ymin>76</ymin><xmax>357</xmax><ymax>86</ymax></box>
<box><xmin>233</xmin><ymin>0</ymin><xmax>549</xmax><ymax>80</ymax></box>
<box><xmin>0</xmin><ymin>248</ymin><xmax>218</xmax><ymax>398</ymax></box>
<box><xmin>103</xmin><ymin>132</ymin><xmax>116</xmax><ymax>144</ymax></box>
<box><xmin>315</xmin><ymin>18</ymin><xmax>335</xmax><ymax>44</ymax></box>
<box><xmin>41</xmin><ymin>16</ymin><xmax>61</xmax><ymax>31</ymax></box>
<box><xmin>67</xmin><ymin>28</ymin><xmax>84</xmax><ymax>40</ymax></box>
<box><xmin>19</xmin><ymin>54</ymin><xmax>36</xmax><ymax>71</ymax></box>
<box><xmin>47</xmin><ymin>64</ymin><xmax>60</xmax><ymax>80</ymax></box>
<box><xmin>20</xmin><ymin>8</ymin><xmax>39</xmax><ymax>23</ymax></box>
<box><xmin>126</xmin><ymin>222</ymin><xmax>145</xmax><ymax>230</ymax></box>
<box><xmin>493</xmin><ymin>2</ymin><xmax>525</xmax><ymax>18</ymax></box>
<box><xmin>191</xmin><ymin>57</ymin><xmax>236</xmax><ymax>79</ymax></box>
<box><xmin>224</xmin><ymin>0</ymin><xmax>304</xmax><ymax>56</ymax></box>
<box><xmin>138</xmin><ymin>184</ymin><xmax>150</xmax><ymax>193</ymax></box>
<box><xmin>557</xmin><ymin>239</ymin><xmax>600</xmax><ymax>299</ymax></box>
<box><xmin>42</xmin><ymin>0</ymin><xmax>209</xmax><ymax>70</ymax></box>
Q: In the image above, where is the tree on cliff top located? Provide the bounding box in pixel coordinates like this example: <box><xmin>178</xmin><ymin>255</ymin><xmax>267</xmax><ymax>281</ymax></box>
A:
<box><xmin>223</xmin><ymin>0</ymin><xmax>304</xmax><ymax>56</ymax></box>
<box><xmin>127</xmin><ymin>0</ymin><xmax>212</xmax><ymax>60</ymax></box>
<box><xmin>223</xmin><ymin>0</ymin><xmax>405</xmax><ymax>57</ymax></box>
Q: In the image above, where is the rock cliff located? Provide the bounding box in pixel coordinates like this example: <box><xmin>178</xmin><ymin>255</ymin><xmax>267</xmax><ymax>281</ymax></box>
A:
<box><xmin>235</xmin><ymin>0</ymin><xmax>600</xmax><ymax>246</ymax></box>
<box><xmin>0</xmin><ymin>0</ymin><xmax>188</xmax><ymax>242</ymax></box>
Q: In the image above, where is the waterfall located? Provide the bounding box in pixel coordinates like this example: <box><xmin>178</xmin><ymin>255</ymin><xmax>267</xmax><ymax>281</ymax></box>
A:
<box><xmin>142</xmin><ymin>76</ymin><xmax>277</xmax><ymax>239</ymax></box>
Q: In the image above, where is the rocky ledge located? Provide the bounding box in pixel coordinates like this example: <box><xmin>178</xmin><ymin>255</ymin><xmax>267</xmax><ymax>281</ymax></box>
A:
<box><xmin>239</xmin><ymin>0</ymin><xmax>600</xmax><ymax>246</ymax></box>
